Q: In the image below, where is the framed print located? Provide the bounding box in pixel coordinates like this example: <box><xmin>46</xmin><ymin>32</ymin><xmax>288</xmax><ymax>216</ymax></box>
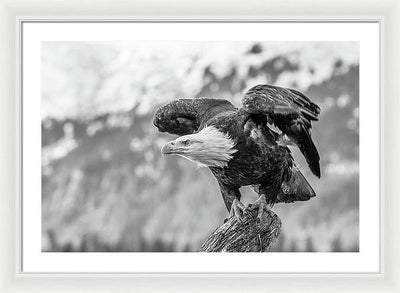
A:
<box><xmin>1</xmin><ymin>0</ymin><xmax>399</xmax><ymax>292</ymax></box>
<box><xmin>20</xmin><ymin>21</ymin><xmax>379</xmax><ymax>274</ymax></box>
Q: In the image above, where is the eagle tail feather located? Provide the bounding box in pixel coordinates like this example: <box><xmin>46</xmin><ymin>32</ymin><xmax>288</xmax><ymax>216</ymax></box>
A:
<box><xmin>277</xmin><ymin>167</ymin><xmax>316</xmax><ymax>203</ymax></box>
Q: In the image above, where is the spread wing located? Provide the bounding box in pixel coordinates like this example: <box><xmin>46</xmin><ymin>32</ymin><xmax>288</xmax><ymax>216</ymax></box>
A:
<box><xmin>242</xmin><ymin>84</ymin><xmax>321</xmax><ymax>177</ymax></box>
<box><xmin>153</xmin><ymin>98</ymin><xmax>237</xmax><ymax>136</ymax></box>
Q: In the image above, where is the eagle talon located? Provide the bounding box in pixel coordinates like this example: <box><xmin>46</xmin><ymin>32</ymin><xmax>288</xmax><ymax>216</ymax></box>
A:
<box><xmin>229</xmin><ymin>199</ymin><xmax>246</xmax><ymax>220</ymax></box>
<box><xmin>246</xmin><ymin>194</ymin><xmax>269</xmax><ymax>222</ymax></box>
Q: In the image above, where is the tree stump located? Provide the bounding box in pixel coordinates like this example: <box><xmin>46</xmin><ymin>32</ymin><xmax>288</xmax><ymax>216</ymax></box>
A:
<box><xmin>199</xmin><ymin>205</ymin><xmax>281</xmax><ymax>252</ymax></box>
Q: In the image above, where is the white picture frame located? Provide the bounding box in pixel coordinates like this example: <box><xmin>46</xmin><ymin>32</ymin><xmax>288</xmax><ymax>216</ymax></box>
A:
<box><xmin>1</xmin><ymin>0</ymin><xmax>399</xmax><ymax>292</ymax></box>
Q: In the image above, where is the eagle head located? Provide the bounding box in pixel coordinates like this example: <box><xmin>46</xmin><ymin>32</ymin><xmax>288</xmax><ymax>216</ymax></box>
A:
<box><xmin>161</xmin><ymin>126</ymin><xmax>237</xmax><ymax>168</ymax></box>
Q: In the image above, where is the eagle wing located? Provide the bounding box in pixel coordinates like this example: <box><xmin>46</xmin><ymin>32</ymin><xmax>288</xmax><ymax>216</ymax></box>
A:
<box><xmin>153</xmin><ymin>98</ymin><xmax>237</xmax><ymax>136</ymax></box>
<box><xmin>242</xmin><ymin>84</ymin><xmax>321</xmax><ymax>177</ymax></box>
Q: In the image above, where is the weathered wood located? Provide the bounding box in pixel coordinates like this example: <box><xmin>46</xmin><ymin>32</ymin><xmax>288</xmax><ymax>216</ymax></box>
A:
<box><xmin>199</xmin><ymin>205</ymin><xmax>281</xmax><ymax>252</ymax></box>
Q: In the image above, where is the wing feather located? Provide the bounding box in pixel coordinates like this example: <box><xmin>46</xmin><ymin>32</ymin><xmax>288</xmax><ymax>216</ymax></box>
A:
<box><xmin>242</xmin><ymin>84</ymin><xmax>321</xmax><ymax>177</ymax></box>
<box><xmin>153</xmin><ymin>98</ymin><xmax>236</xmax><ymax>136</ymax></box>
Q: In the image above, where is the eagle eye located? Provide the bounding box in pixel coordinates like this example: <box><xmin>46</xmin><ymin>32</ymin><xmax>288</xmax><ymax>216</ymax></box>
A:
<box><xmin>181</xmin><ymin>139</ymin><xmax>190</xmax><ymax>146</ymax></box>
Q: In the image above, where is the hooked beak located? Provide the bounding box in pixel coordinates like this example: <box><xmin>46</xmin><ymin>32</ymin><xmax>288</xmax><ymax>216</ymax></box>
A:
<box><xmin>161</xmin><ymin>141</ymin><xmax>178</xmax><ymax>155</ymax></box>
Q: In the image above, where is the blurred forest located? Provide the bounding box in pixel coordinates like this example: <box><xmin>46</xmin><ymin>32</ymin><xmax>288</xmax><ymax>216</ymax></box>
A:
<box><xmin>41</xmin><ymin>41</ymin><xmax>359</xmax><ymax>252</ymax></box>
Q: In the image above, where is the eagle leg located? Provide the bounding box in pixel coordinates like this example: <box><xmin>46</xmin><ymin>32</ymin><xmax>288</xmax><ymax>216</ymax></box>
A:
<box><xmin>216</xmin><ymin>181</ymin><xmax>245</xmax><ymax>221</ymax></box>
<box><xmin>246</xmin><ymin>194</ymin><xmax>268</xmax><ymax>222</ymax></box>
<box><xmin>229</xmin><ymin>199</ymin><xmax>246</xmax><ymax>220</ymax></box>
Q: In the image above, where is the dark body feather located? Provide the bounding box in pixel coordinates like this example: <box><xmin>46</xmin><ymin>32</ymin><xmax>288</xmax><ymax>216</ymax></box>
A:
<box><xmin>206</xmin><ymin>109</ymin><xmax>293</xmax><ymax>208</ymax></box>
<box><xmin>153</xmin><ymin>84</ymin><xmax>320</xmax><ymax>211</ymax></box>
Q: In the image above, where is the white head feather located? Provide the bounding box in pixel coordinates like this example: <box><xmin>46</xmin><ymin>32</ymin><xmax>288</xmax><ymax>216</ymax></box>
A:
<box><xmin>171</xmin><ymin>126</ymin><xmax>237</xmax><ymax>168</ymax></box>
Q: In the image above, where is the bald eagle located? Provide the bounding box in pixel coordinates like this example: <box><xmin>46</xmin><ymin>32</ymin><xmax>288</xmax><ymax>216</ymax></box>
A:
<box><xmin>153</xmin><ymin>84</ymin><xmax>320</xmax><ymax>219</ymax></box>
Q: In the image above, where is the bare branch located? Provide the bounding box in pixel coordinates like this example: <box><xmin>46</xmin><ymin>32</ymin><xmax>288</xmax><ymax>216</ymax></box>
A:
<box><xmin>199</xmin><ymin>205</ymin><xmax>281</xmax><ymax>252</ymax></box>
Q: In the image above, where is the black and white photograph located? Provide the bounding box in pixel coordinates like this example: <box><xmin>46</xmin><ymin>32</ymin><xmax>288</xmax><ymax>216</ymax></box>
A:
<box><xmin>2</xmin><ymin>0</ymin><xmax>397</xmax><ymax>289</ymax></box>
<box><xmin>41</xmin><ymin>40</ymin><xmax>359</xmax><ymax>253</ymax></box>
